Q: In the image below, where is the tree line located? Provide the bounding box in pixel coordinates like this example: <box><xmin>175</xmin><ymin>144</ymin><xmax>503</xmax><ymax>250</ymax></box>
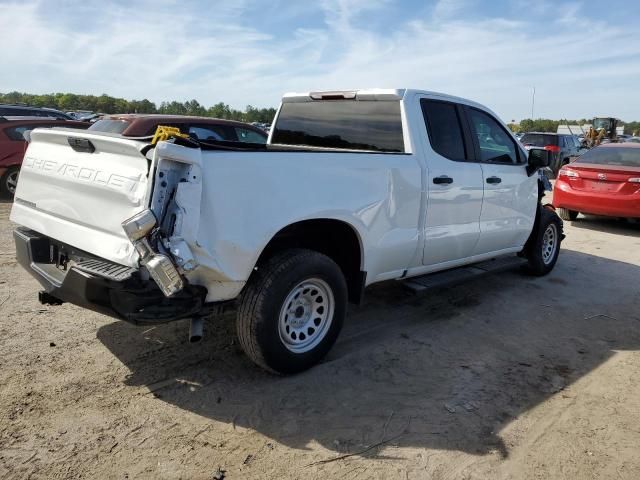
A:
<box><xmin>509</xmin><ymin>118</ymin><xmax>640</xmax><ymax>136</ymax></box>
<box><xmin>1</xmin><ymin>91</ymin><xmax>638</xmax><ymax>134</ymax></box>
<box><xmin>0</xmin><ymin>91</ymin><xmax>277</xmax><ymax>124</ymax></box>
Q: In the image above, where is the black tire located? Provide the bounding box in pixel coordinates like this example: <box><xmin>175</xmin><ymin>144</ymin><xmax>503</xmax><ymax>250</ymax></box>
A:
<box><xmin>557</xmin><ymin>208</ymin><xmax>578</xmax><ymax>221</ymax></box>
<box><xmin>525</xmin><ymin>209</ymin><xmax>563</xmax><ymax>276</ymax></box>
<box><xmin>236</xmin><ymin>249</ymin><xmax>347</xmax><ymax>374</ymax></box>
<box><xmin>0</xmin><ymin>166</ymin><xmax>19</xmax><ymax>198</ymax></box>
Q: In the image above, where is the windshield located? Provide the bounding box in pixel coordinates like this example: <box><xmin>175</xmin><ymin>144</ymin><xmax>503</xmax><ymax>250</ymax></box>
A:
<box><xmin>577</xmin><ymin>147</ymin><xmax>640</xmax><ymax>167</ymax></box>
<box><xmin>271</xmin><ymin>100</ymin><xmax>404</xmax><ymax>152</ymax></box>
<box><xmin>592</xmin><ymin>118</ymin><xmax>612</xmax><ymax>131</ymax></box>
<box><xmin>521</xmin><ymin>134</ymin><xmax>557</xmax><ymax>147</ymax></box>
<box><xmin>89</xmin><ymin>119</ymin><xmax>131</xmax><ymax>134</ymax></box>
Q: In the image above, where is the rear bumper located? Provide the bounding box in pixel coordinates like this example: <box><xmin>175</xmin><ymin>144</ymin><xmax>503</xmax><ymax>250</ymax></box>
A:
<box><xmin>553</xmin><ymin>181</ymin><xmax>640</xmax><ymax>218</ymax></box>
<box><xmin>14</xmin><ymin>228</ymin><xmax>219</xmax><ymax>325</ymax></box>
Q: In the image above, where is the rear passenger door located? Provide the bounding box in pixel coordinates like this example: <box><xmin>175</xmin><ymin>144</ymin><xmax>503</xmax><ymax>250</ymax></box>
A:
<box><xmin>464</xmin><ymin>107</ymin><xmax>537</xmax><ymax>254</ymax></box>
<box><xmin>420</xmin><ymin>99</ymin><xmax>484</xmax><ymax>265</ymax></box>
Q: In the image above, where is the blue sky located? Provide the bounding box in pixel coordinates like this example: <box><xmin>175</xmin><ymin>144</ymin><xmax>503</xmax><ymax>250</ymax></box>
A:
<box><xmin>1</xmin><ymin>0</ymin><xmax>638</xmax><ymax>121</ymax></box>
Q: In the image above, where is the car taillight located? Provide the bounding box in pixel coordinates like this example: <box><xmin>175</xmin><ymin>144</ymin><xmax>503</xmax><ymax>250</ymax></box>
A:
<box><xmin>559</xmin><ymin>169</ymin><xmax>579</xmax><ymax>178</ymax></box>
<box><xmin>544</xmin><ymin>145</ymin><xmax>561</xmax><ymax>153</ymax></box>
<box><xmin>628</xmin><ymin>178</ymin><xmax>640</xmax><ymax>183</ymax></box>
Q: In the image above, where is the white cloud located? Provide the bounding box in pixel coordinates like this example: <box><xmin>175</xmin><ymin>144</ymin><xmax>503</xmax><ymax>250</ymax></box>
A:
<box><xmin>0</xmin><ymin>0</ymin><xmax>638</xmax><ymax>120</ymax></box>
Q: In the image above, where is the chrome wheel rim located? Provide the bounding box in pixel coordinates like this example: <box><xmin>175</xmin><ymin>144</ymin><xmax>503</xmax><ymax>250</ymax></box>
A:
<box><xmin>6</xmin><ymin>170</ymin><xmax>18</xmax><ymax>195</ymax></box>
<box><xmin>278</xmin><ymin>278</ymin><xmax>334</xmax><ymax>354</ymax></box>
<box><xmin>542</xmin><ymin>223</ymin><xmax>558</xmax><ymax>265</ymax></box>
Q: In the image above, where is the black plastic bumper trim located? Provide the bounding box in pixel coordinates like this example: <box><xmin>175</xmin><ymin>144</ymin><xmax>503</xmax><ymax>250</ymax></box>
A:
<box><xmin>13</xmin><ymin>228</ymin><xmax>216</xmax><ymax>325</ymax></box>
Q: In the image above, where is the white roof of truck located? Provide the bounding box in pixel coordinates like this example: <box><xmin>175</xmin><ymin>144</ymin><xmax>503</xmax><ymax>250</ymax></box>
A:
<box><xmin>281</xmin><ymin>88</ymin><xmax>484</xmax><ymax>108</ymax></box>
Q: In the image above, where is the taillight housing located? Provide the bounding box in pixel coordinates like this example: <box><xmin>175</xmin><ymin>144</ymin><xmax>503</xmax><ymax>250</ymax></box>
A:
<box><xmin>559</xmin><ymin>168</ymin><xmax>579</xmax><ymax>178</ymax></box>
<box><xmin>628</xmin><ymin>178</ymin><xmax>640</xmax><ymax>183</ymax></box>
<box><xmin>544</xmin><ymin>145</ymin><xmax>561</xmax><ymax>153</ymax></box>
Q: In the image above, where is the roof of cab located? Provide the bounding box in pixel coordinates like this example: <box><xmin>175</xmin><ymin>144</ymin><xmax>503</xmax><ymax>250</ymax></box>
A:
<box><xmin>281</xmin><ymin>88</ymin><xmax>487</xmax><ymax>110</ymax></box>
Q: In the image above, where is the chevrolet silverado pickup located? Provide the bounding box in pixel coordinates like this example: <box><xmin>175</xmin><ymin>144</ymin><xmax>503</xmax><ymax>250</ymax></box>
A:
<box><xmin>11</xmin><ymin>89</ymin><xmax>562</xmax><ymax>374</ymax></box>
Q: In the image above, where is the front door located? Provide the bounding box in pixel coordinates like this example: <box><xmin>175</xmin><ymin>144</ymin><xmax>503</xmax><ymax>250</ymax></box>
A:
<box><xmin>464</xmin><ymin>107</ymin><xmax>537</xmax><ymax>254</ymax></box>
<box><xmin>420</xmin><ymin>99</ymin><xmax>484</xmax><ymax>265</ymax></box>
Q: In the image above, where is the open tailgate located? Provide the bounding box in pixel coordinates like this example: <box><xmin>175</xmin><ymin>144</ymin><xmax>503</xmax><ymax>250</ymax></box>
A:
<box><xmin>10</xmin><ymin>128</ymin><xmax>152</xmax><ymax>267</ymax></box>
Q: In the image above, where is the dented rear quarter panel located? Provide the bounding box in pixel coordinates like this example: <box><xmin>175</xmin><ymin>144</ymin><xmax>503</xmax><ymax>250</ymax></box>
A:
<box><xmin>188</xmin><ymin>149</ymin><xmax>423</xmax><ymax>301</ymax></box>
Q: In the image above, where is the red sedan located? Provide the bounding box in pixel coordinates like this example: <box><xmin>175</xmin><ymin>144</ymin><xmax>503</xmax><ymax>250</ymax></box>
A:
<box><xmin>553</xmin><ymin>143</ymin><xmax>640</xmax><ymax>220</ymax></box>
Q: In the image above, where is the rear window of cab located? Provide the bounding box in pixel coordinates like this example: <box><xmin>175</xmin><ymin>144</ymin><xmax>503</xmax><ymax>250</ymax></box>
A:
<box><xmin>271</xmin><ymin>100</ymin><xmax>404</xmax><ymax>152</ymax></box>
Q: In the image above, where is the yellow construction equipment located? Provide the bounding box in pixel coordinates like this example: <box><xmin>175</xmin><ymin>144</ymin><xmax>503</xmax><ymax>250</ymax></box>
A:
<box><xmin>151</xmin><ymin>125</ymin><xmax>190</xmax><ymax>145</ymax></box>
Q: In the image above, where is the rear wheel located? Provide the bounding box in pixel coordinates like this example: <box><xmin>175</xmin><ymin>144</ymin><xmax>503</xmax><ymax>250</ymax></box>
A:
<box><xmin>525</xmin><ymin>209</ymin><xmax>562</xmax><ymax>276</ymax></box>
<box><xmin>0</xmin><ymin>166</ymin><xmax>19</xmax><ymax>197</ymax></box>
<box><xmin>236</xmin><ymin>249</ymin><xmax>347</xmax><ymax>374</ymax></box>
<box><xmin>557</xmin><ymin>208</ymin><xmax>578</xmax><ymax>221</ymax></box>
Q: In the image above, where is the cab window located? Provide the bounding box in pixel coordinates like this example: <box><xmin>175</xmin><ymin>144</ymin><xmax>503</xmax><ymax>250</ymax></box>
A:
<box><xmin>467</xmin><ymin>108</ymin><xmax>520</xmax><ymax>164</ymax></box>
<box><xmin>421</xmin><ymin>99</ymin><xmax>468</xmax><ymax>161</ymax></box>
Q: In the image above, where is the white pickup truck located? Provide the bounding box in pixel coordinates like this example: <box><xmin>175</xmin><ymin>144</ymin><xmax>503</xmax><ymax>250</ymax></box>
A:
<box><xmin>11</xmin><ymin>89</ymin><xmax>562</xmax><ymax>374</ymax></box>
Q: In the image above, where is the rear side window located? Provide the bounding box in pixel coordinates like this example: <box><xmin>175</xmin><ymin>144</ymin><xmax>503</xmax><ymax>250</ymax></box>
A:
<box><xmin>235</xmin><ymin>127</ymin><xmax>266</xmax><ymax>144</ymax></box>
<box><xmin>521</xmin><ymin>134</ymin><xmax>558</xmax><ymax>147</ymax></box>
<box><xmin>5</xmin><ymin>125</ymin><xmax>33</xmax><ymax>140</ymax></box>
<box><xmin>421</xmin><ymin>100</ymin><xmax>467</xmax><ymax>161</ymax></box>
<box><xmin>188</xmin><ymin>124</ymin><xmax>238</xmax><ymax>141</ymax></box>
<box><xmin>271</xmin><ymin>100</ymin><xmax>404</xmax><ymax>152</ymax></box>
<box><xmin>468</xmin><ymin>109</ymin><xmax>520</xmax><ymax>164</ymax></box>
<box><xmin>89</xmin><ymin>119</ymin><xmax>131</xmax><ymax>134</ymax></box>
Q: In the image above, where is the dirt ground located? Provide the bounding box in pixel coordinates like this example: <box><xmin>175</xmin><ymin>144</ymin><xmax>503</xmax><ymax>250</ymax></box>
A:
<box><xmin>2</xmin><ymin>196</ymin><xmax>640</xmax><ymax>480</ymax></box>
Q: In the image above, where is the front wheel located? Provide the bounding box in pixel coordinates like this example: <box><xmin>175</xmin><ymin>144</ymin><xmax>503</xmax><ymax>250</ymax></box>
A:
<box><xmin>236</xmin><ymin>249</ymin><xmax>347</xmax><ymax>374</ymax></box>
<box><xmin>525</xmin><ymin>209</ymin><xmax>563</xmax><ymax>276</ymax></box>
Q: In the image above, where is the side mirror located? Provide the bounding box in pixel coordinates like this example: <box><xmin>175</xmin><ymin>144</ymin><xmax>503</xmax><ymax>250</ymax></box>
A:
<box><xmin>527</xmin><ymin>148</ymin><xmax>551</xmax><ymax>176</ymax></box>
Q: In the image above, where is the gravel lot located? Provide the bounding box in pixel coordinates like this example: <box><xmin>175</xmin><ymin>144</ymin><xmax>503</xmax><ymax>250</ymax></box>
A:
<box><xmin>2</xmin><ymin>196</ymin><xmax>640</xmax><ymax>480</ymax></box>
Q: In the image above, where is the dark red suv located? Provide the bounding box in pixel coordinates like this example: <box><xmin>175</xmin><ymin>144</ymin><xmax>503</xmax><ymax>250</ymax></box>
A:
<box><xmin>0</xmin><ymin>118</ymin><xmax>89</xmax><ymax>196</ymax></box>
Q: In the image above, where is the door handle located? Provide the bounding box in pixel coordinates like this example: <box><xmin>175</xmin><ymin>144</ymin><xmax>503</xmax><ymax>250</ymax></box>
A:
<box><xmin>486</xmin><ymin>176</ymin><xmax>502</xmax><ymax>184</ymax></box>
<box><xmin>433</xmin><ymin>175</ymin><xmax>453</xmax><ymax>185</ymax></box>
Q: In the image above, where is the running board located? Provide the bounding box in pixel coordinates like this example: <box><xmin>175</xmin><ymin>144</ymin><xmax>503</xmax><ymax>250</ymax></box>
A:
<box><xmin>402</xmin><ymin>256</ymin><xmax>528</xmax><ymax>294</ymax></box>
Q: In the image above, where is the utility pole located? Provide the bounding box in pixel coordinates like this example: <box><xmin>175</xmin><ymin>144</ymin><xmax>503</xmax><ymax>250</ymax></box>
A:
<box><xmin>531</xmin><ymin>86</ymin><xmax>536</xmax><ymax>119</ymax></box>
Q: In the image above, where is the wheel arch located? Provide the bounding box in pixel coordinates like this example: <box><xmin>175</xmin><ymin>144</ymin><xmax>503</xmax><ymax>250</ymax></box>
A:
<box><xmin>254</xmin><ymin>218</ymin><xmax>366</xmax><ymax>304</ymax></box>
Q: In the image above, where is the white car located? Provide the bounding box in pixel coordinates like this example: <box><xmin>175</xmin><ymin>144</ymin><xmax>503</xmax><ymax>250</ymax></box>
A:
<box><xmin>11</xmin><ymin>88</ymin><xmax>562</xmax><ymax>374</ymax></box>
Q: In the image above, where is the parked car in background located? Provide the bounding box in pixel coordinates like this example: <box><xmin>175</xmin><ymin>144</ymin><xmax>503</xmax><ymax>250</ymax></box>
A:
<box><xmin>0</xmin><ymin>104</ymin><xmax>75</xmax><ymax>120</ymax></box>
<box><xmin>520</xmin><ymin>132</ymin><xmax>582</xmax><ymax>175</ymax></box>
<box><xmin>89</xmin><ymin>114</ymin><xmax>268</xmax><ymax>143</ymax></box>
<box><xmin>627</xmin><ymin>137</ymin><xmax>640</xmax><ymax>144</ymax></box>
<box><xmin>554</xmin><ymin>143</ymin><xmax>640</xmax><ymax>221</ymax></box>
<box><xmin>0</xmin><ymin>118</ymin><xmax>89</xmax><ymax>196</ymax></box>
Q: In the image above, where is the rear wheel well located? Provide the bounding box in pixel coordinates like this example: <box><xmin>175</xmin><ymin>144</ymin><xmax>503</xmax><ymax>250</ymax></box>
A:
<box><xmin>256</xmin><ymin>220</ymin><xmax>365</xmax><ymax>304</ymax></box>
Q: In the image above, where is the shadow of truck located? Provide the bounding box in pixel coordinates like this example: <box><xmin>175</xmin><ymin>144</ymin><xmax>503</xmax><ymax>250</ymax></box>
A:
<box><xmin>97</xmin><ymin>249</ymin><xmax>640</xmax><ymax>458</ymax></box>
